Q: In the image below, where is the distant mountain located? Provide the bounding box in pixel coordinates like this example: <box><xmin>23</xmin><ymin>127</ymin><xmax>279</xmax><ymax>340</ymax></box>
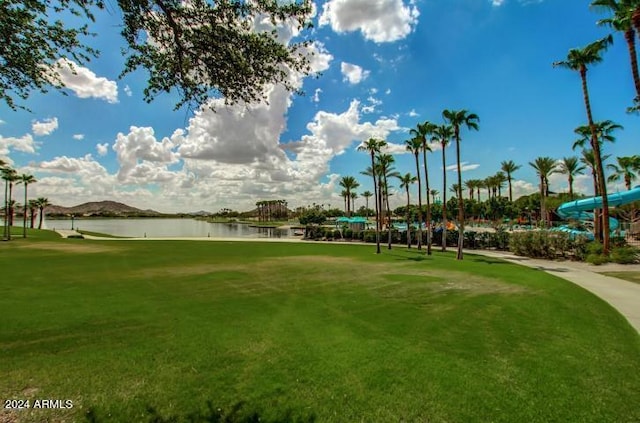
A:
<box><xmin>46</xmin><ymin>201</ymin><xmax>163</xmax><ymax>217</ymax></box>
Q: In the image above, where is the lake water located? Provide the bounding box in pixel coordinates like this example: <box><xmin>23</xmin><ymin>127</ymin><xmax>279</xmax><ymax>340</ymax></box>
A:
<box><xmin>43</xmin><ymin>218</ymin><xmax>296</xmax><ymax>238</ymax></box>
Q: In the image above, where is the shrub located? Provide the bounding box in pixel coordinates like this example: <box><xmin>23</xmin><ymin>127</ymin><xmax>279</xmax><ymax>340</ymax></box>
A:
<box><xmin>610</xmin><ymin>246</ymin><xmax>639</xmax><ymax>264</ymax></box>
<box><xmin>586</xmin><ymin>253</ymin><xmax>609</xmax><ymax>265</ymax></box>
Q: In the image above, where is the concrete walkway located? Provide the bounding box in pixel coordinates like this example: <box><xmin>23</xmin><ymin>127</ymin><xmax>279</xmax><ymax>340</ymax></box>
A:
<box><xmin>465</xmin><ymin>249</ymin><xmax>640</xmax><ymax>334</ymax></box>
<box><xmin>55</xmin><ymin>229</ymin><xmax>84</xmax><ymax>238</ymax></box>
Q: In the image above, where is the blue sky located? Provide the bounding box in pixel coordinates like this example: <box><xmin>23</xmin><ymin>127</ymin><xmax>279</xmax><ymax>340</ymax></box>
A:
<box><xmin>1</xmin><ymin>0</ymin><xmax>639</xmax><ymax>213</ymax></box>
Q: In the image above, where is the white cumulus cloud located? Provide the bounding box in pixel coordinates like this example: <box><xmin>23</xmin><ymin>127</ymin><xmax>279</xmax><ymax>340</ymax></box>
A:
<box><xmin>32</xmin><ymin>117</ymin><xmax>58</xmax><ymax>136</ymax></box>
<box><xmin>319</xmin><ymin>0</ymin><xmax>419</xmax><ymax>43</ymax></box>
<box><xmin>53</xmin><ymin>59</ymin><xmax>118</xmax><ymax>103</ymax></box>
<box><xmin>341</xmin><ymin>62</ymin><xmax>370</xmax><ymax>84</ymax></box>
<box><xmin>0</xmin><ymin>134</ymin><xmax>37</xmax><ymax>156</ymax></box>
<box><xmin>96</xmin><ymin>143</ymin><xmax>109</xmax><ymax>156</ymax></box>
<box><xmin>73</xmin><ymin>134</ymin><xmax>84</xmax><ymax>140</ymax></box>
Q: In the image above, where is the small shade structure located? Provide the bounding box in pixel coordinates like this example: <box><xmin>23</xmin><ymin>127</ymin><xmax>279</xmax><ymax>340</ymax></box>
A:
<box><xmin>336</xmin><ymin>216</ymin><xmax>367</xmax><ymax>231</ymax></box>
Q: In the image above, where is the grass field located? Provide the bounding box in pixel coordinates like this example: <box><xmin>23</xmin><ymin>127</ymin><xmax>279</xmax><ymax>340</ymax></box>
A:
<box><xmin>1</xmin><ymin>229</ymin><xmax>639</xmax><ymax>422</ymax></box>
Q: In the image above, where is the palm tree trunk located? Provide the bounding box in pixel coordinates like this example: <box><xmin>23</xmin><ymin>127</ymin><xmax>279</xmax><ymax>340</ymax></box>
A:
<box><xmin>508</xmin><ymin>176</ymin><xmax>513</xmax><ymax>202</ymax></box>
<box><xmin>423</xmin><ymin>150</ymin><xmax>432</xmax><ymax>255</ymax></box>
<box><xmin>455</xmin><ymin>133</ymin><xmax>464</xmax><ymax>260</ymax></box>
<box><xmin>540</xmin><ymin>176</ymin><xmax>546</xmax><ymax>228</ymax></box>
<box><xmin>624</xmin><ymin>28</ymin><xmax>640</xmax><ymax>102</ymax></box>
<box><xmin>414</xmin><ymin>153</ymin><xmax>423</xmax><ymax>250</ymax></box>
<box><xmin>581</xmin><ymin>67</ymin><xmax>610</xmax><ymax>253</ymax></box>
<box><xmin>371</xmin><ymin>153</ymin><xmax>381</xmax><ymax>254</ymax></box>
<box><xmin>23</xmin><ymin>184</ymin><xmax>28</xmax><ymax>238</ymax></box>
<box><xmin>382</xmin><ymin>174</ymin><xmax>392</xmax><ymax>250</ymax></box>
<box><xmin>441</xmin><ymin>147</ymin><xmax>447</xmax><ymax>252</ymax></box>
<box><xmin>2</xmin><ymin>179</ymin><xmax>7</xmax><ymax>240</ymax></box>
<box><xmin>7</xmin><ymin>183</ymin><xmax>13</xmax><ymax>240</ymax></box>
<box><xmin>568</xmin><ymin>175</ymin><xmax>574</xmax><ymax>199</ymax></box>
<box><xmin>406</xmin><ymin>188</ymin><xmax>411</xmax><ymax>249</ymax></box>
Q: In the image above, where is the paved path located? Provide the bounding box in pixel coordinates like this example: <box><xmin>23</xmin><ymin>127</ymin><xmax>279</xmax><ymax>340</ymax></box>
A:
<box><xmin>465</xmin><ymin>249</ymin><xmax>640</xmax><ymax>334</ymax></box>
<box><xmin>55</xmin><ymin>229</ymin><xmax>84</xmax><ymax>238</ymax></box>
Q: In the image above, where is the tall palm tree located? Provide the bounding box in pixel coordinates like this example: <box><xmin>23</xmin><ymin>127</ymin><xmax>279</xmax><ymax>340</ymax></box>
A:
<box><xmin>500</xmin><ymin>160</ymin><xmax>521</xmax><ymax>202</ymax></box>
<box><xmin>358</xmin><ymin>138</ymin><xmax>386</xmax><ymax>254</ymax></box>
<box><xmin>494</xmin><ymin>172</ymin><xmax>507</xmax><ymax>198</ymax></box>
<box><xmin>377</xmin><ymin>153</ymin><xmax>400</xmax><ymax>250</ymax></box>
<box><xmin>433</xmin><ymin>124</ymin><xmax>453</xmax><ymax>252</ymax></box>
<box><xmin>591</xmin><ymin>0</ymin><xmax>640</xmax><ymax>102</ymax></box>
<box><xmin>430</xmin><ymin>189</ymin><xmax>439</xmax><ymax>204</ymax></box>
<box><xmin>443</xmin><ymin>109</ymin><xmax>480</xmax><ymax>260</ymax></box>
<box><xmin>28</xmin><ymin>199</ymin><xmax>38</xmax><ymax>229</ymax></box>
<box><xmin>554</xmin><ymin>35</ymin><xmax>614</xmax><ymax>252</ymax></box>
<box><xmin>362</xmin><ymin>191</ymin><xmax>373</xmax><ymax>217</ymax></box>
<box><xmin>464</xmin><ymin>179</ymin><xmax>476</xmax><ymax>200</ymax></box>
<box><xmin>411</xmin><ymin>121</ymin><xmax>437</xmax><ymax>255</ymax></box>
<box><xmin>581</xmin><ymin>149</ymin><xmax>611</xmax><ymax>237</ymax></box>
<box><xmin>405</xmin><ymin>136</ymin><xmax>425</xmax><ymax>250</ymax></box>
<box><xmin>339</xmin><ymin>176</ymin><xmax>359</xmax><ymax>217</ymax></box>
<box><xmin>2</xmin><ymin>167</ymin><xmax>19</xmax><ymax>240</ymax></box>
<box><xmin>340</xmin><ymin>190</ymin><xmax>348</xmax><ymax>214</ymax></box>
<box><xmin>558</xmin><ymin>157</ymin><xmax>586</xmax><ymax>198</ymax></box>
<box><xmin>529</xmin><ymin>157</ymin><xmax>558</xmax><ymax>227</ymax></box>
<box><xmin>350</xmin><ymin>192</ymin><xmax>358</xmax><ymax>214</ymax></box>
<box><xmin>36</xmin><ymin>197</ymin><xmax>50</xmax><ymax>230</ymax></box>
<box><xmin>18</xmin><ymin>174</ymin><xmax>36</xmax><ymax>238</ymax></box>
<box><xmin>397</xmin><ymin>172</ymin><xmax>417</xmax><ymax>249</ymax></box>
<box><xmin>607</xmin><ymin>155</ymin><xmax>640</xmax><ymax>190</ymax></box>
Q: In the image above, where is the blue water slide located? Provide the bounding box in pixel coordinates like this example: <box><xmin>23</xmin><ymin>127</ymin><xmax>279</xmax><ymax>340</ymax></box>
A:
<box><xmin>555</xmin><ymin>185</ymin><xmax>640</xmax><ymax>236</ymax></box>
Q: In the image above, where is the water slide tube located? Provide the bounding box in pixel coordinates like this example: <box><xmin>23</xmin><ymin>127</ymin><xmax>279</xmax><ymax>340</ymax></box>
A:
<box><xmin>555</xmin><ymin>185</ymin><xmax>640</xmax><ymax>238</ymax></box>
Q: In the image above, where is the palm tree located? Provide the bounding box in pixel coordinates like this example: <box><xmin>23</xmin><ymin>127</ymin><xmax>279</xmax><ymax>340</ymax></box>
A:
<box><xmin>500</xmin><ymin>160</ymin><xmax>521</xmax><ymax>202</ymax></box>
<box><xmin>2</xmin><ymin>167</ymin><xmax>19</xmax><ymax>240</ymax></box>
<box><xmin>377</xmin><ymin>153</ymin><xmax>400</xmax><ymax>250</ymax></box>
<box><xmin>494</xmin><ymin>171</ymin><xmax>507</xmax><ymax>198</ymax></box>
<box><xmin>339</xmin><ymin>176</ymin><xmax>359</xmax><ymax>217</ymax></box>
<box><xmin>608</xmin><ymin>155</ymin><xmax>640</xmax><ymax>219</ymax></box>
<box><xmin>558</xmin><ymin>157</ymin><xmax>586</xmax><ymax>198</ymax></box>
<box><xmin>362</xmin><ymin>191</ymin><xmax>373</xmax><ymax>217</ymax></box>
<box><xmin>529</xmin><ymin>157</ymin><xmax>558</xmax><ymax>227</ymax></box>
<box><xmin>464</xmin><ymin>179</ymin><xmax>476</xmax><ymax>200</ymax></box>
<box><xmin>430</xmin><ymin>189</ymin><xmax>439</xmax><ymax>204</ymax></box>
<box><xmin>554</xmin><ymin>35</ymin><xmax>614</xmax><ymax>253</ymax></box>
<box><xmin>397</xmin><ymin>172</ymin><xmax>417</xmax><ymax>249</ymax></box>
<box><xmin>443</xmin><ymin>109</ymin><xmax>480</xmax><ymax>260</ymax></box>
<box><xmin>450</xmin><ymin>183</ymin><xmax>460</xmax><ymax>196</ymax></box>
<box><xmin>340</xmin><ymin>190</ymin><xmax>348</xmax><ymax>214</ymax></box>
<box><xmin>411</xmin><ymin>121</ymin><xmax>437</xmax><ymax>255</ymax></box>
<box><xmin>405</xmin><ymin>136</ymin><xmax>425</xmax><ymax>250</ymax></box>
<box><xmin>581</xmin><ymin>149</ymin><xmax>611</xmax><ymax>237</ymax></box>
<box><xmin>607</xmin><ymin>155</ymin><xmax>640</xmax><ymax>190</ymax></box>
<box><xmin>18</xmin><ymin>174</ymin><xmax>36</xmax><ymax>238</ymax></box>
<box><xmin>350</xmin><ymin>192</ymin><xmax>358</xmax><ymax>214</ymax></box>
<box><xmin>573</xmin><ymin>120</ymin><xmax>622</xmax><ymax>150</ymax></box>
<box><xmin>591</xmin><ymin>0</ymin><xmax>640</xmax><ymax>102</ymax></box>
<box><xmin>36</xmin><ymin>197</ymin><xmax>50</xmax><ymax>229</ymax></box>
<box><xmin>358</xmin><ymin>138</ymin><xmax>386</xmax><ymax>254</ymax></box>
<box><xmin>28</xmin><ymin>199</ymin><xmax>38</xmax><ymax>228</ymax></box>
<box><xmin>433</xmin><ymin>124</ymin><xmax>453</xmax><ymax>252</ymax></box>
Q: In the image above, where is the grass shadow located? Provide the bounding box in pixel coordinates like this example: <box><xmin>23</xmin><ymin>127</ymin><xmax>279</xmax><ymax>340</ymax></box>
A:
<box><xmin>469</xmin><ymin>257</ymin><xmax>511</xmax><ymax>265</ymax></box>
<box><xmin>85</xmin><ymin>401</ymin><xmax>317</xmax><ymax>423</ymax></box>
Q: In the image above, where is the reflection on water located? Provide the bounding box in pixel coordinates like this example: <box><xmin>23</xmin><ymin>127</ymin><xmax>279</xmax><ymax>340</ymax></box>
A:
<box><xmin>43</xmin><ymin>218</ymin><xmax>294</xmax><ymax>238</ymax></box>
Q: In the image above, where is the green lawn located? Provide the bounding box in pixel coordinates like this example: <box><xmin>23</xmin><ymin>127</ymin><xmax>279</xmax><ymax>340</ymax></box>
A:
<box><xmin>1</xmin><ymin>231</ymin><xmax>639</xmax><ymax>422</ymax></box>
<box><xmin>602</xmin><ymin>271</ymin><xmax>640</xmax><ymax>285</ymax></box>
